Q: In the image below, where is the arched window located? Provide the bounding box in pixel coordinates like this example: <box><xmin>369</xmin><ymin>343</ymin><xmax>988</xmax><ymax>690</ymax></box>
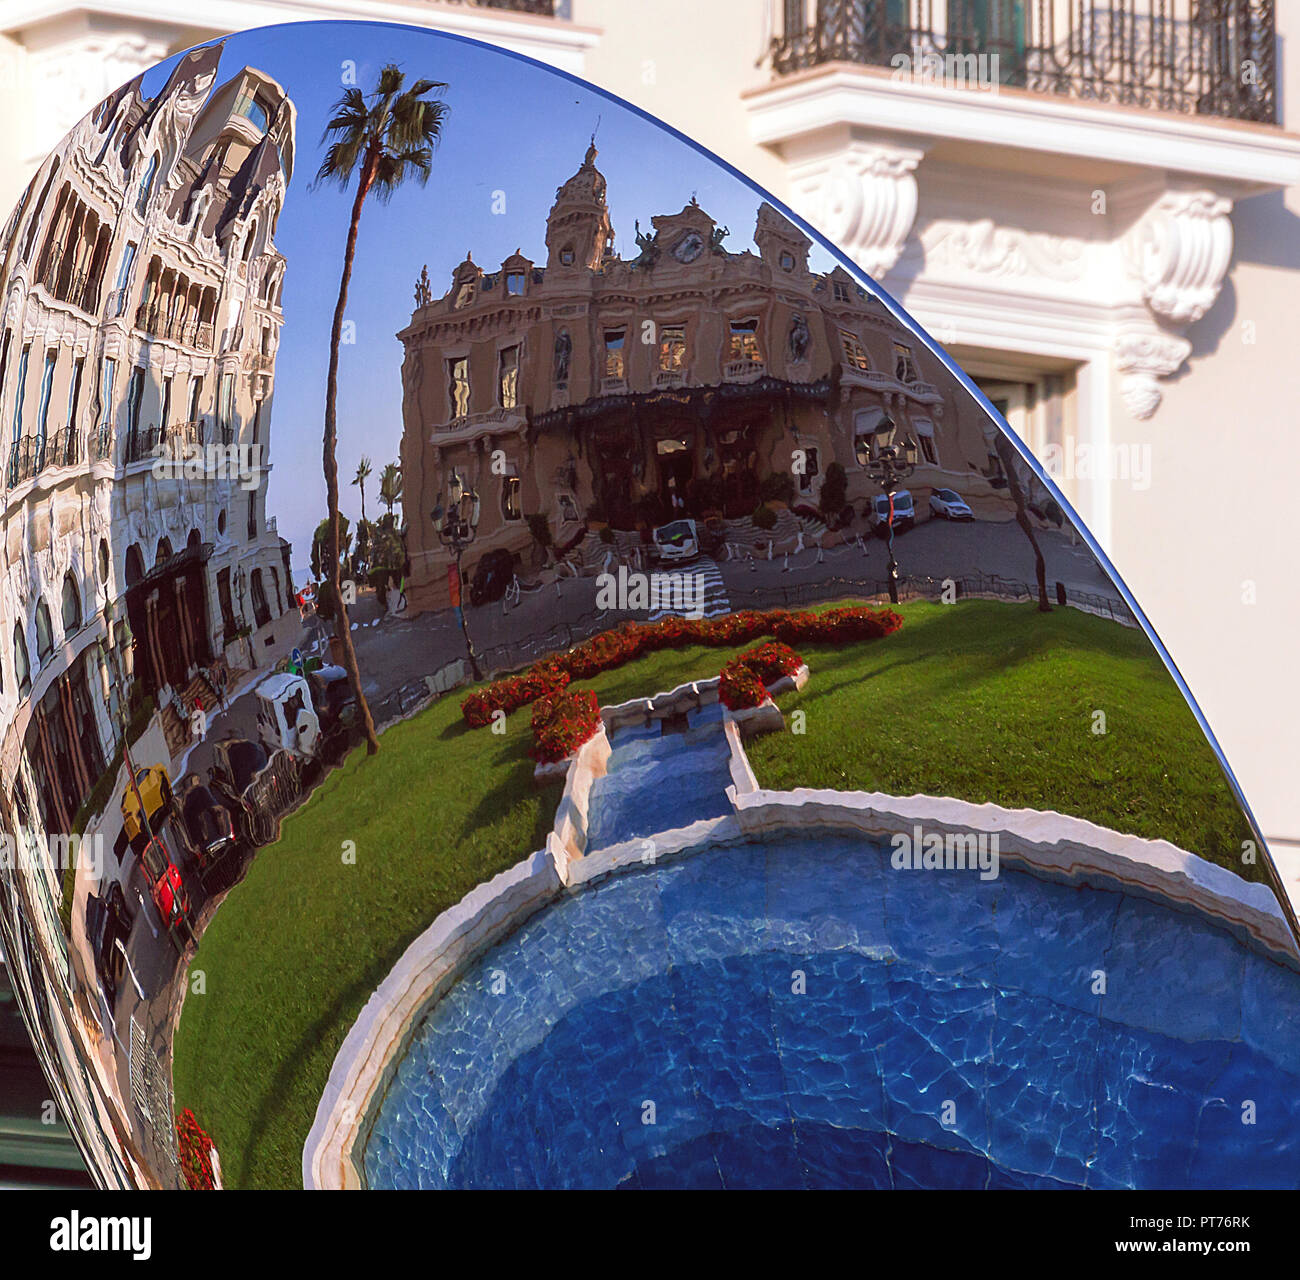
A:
<box><xmin>98</xmin><ymin>539</ymin><xmax>110</xmax><ymax>585</ymax></box>
<box><xmin>34</xmin><ymin>600</ymin><xmax>53</xmax><ymax>661</ymax></box>
<box><xmin>61</xmin><ymin>572</ymin><xmax>81</xmax><ymax>633</ymax></box>
<box><xmin>124</xmin><ymin>543</ymin><xmax>145</xmax><ymax>588</ymax></box>
<box><xmin>13</xmin><ymin>625</ymin><xmax>29</xmax><ymax>698</ymax></box>
<box><xmin>155</xmin><ymin>537</ymin><xmax>173</xmax><ymax>567</ymax></box>
<box><xmin>187</xmin><ymin>528</ymin><xmax>201</xmax><ymax>551</ymax></box>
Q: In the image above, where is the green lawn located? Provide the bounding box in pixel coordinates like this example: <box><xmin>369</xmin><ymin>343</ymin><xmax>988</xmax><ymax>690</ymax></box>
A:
<box><xmin>171</xmin><ymin>599</ymin><xmax>1253</xmax><ymax>1189</ymax></box>
<box><xmin>746</xmin><ymin>600</ymin><xmax>1253</xmax><ymax>870</ymax></box>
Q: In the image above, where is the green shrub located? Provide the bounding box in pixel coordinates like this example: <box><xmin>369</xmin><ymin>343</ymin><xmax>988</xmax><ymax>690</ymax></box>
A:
<box><xmin>752</xmin><ymin>504</ymin><xmax>778</xmax><ymax>530</ymax></box>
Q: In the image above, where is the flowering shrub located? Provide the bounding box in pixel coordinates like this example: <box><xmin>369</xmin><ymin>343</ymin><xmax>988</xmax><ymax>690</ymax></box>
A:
<box><xmin>734</xmin><ymin>640</ymin><xmax>802</xmax><ymax>685</ymax></box>
<box><xmin>719</xmin><ymin>663</ymin><xmax>769</xmax><ymax>711</ymax></box>
<box><xmin>718</xmin><ymin>642</ymin><xmax>804</xmax><ymax>710</ymax></box>
<box><xmin>461</xmin><ymin>658</ymin><xmax>569</xmax><ymax>727</ymax></box>
<box><xmin>462</xmin><ymin>604</ymin><xmax>901</xmax><ymax>726</ymax></box>
<box><xmin>530</xmin><ymin>688</ymin><xmax>601</xmax><ymax>764</ymax></box>
<box><xmin>176</xmin><ymin>1109</ymin><xmax>217</xmax><ymax>1190</ymax></box>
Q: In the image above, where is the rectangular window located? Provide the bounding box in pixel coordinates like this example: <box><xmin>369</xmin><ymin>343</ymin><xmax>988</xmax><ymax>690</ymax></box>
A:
<box><xmin>66</xmin><ymin>357</ymin><xmax>84</xmax><ymax>434</ymax></box>
<box><xmin>100</xmin><ymin>357</ymin><xmax>117</xmax><ymax>425</ymax></box>
<box><xmin>112</xmin><ymin>242</ymin><xmax>136</xmax><ymax>315</ymax></box>
<box><xmin>840</xmin><ymin>330</ymin><xmax>870</xmax><ymax>371</ymax></box>
<box><xmin>798</xmin><ymin>445</ymin><xmax>820</xmax><ymax>493</ymax></box>
<box><xmin>188</xmin><ymin>375</ymin><xmax>202</xmax><ymax>427</ymax></box>
<box><xmin>727</xmin><ymin>319</ymin><xmax>762</xmax><ymax>366</ymax></box>
<box><xmin>603</xmin><ymin>328</ymin><xmax>626</xmax><ymax>381</ymax></box>
<box><xmin>893</xmin><ymin>343</ymin><xmax>918</xmax><ymax>383</ymax></box>
<box><xmin>659</xmin><ymin>324</ymin><xmax>686</xmax><ymax>372</ymax></box>
<box><xmin>505</xmin><ymin>271</ymin><xmax>525</xmax><ymax>296</ymax></box>
<box><xmin>36</xmin><ymin>350</ymin><xmax>56</xmax><ymax>439</ymax></box>
<box><xmin>498</xmin><ymin>344</ymin><xmax>520</xmax><ymax>410</ymax></box>
<box><xmin>127</xmin><ymin>366</ymin><xmax>145</xmax><ymax>433</ymax></box>
<box><xmin>219</xmin><ymin>371</ymin><xmax>235</xmax><ymax>438</ymax></box>
<box><xmin>217</xmin><ymin>567</ymin><xmax>237</xmax><ymax>638</ymax></box>
<box><xmin>502</xmin><ymin>475</ymin><xmax>521</xmax><ymax>520</ymax></box>
<box><xmin>12</xmin><ymin>343</ymin><xmax>31</xmax><ymax>440</ymax></box>
<box><xmin>447</xmin><ymin>357</ymin><xmax>469</xmax><ymax>418</ymax></box>
<box><xmin>160</xmin><ymin>375</ymin><xmax>172</xmax><ymax>431</ymax></box>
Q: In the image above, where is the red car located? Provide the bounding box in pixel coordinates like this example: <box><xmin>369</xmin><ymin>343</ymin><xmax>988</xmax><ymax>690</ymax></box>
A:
<box><xmin>137</xmin><ymin>832</ymin><xmax>192</xmax><ymax>947</ymax></box>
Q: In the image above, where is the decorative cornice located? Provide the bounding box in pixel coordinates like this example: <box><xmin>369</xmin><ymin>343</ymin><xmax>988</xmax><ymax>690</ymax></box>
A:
<box><xmin>1126</xmin><ymin>189</ymin><xmax>1234</xmax><ymax>327</ymax></box>
<box><xmin>786</xmin><ymin>140</ymin><xmax>927</xmax><ymax>280</ymax></box>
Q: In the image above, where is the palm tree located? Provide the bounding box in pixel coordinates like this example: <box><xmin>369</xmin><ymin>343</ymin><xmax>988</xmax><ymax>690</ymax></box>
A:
<box><xmin>379</xmin><ymin>460</ymin><xmax>403</xmax><ymax>519</ymax></box>
<box><xmin>353</xmin><ymin>455</ymin><xmax>373</xmax><ymax>525</ymax></box>
<box><xmin>315</xmin><ymin>66</ymin><xmax>447</xmax><ymax>754</ymax></box>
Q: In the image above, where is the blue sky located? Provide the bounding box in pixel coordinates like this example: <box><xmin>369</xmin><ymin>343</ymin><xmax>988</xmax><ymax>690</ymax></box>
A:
<box><xmin>140</xmin><ymin>21</ymin><xmax>839</xmax><ymax>581</ymax></box>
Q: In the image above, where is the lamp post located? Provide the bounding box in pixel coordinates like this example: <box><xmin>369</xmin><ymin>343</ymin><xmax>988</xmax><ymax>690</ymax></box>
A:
<box><xmin>434</xmin><ymin>470</ymin><xmax>483</xmax><ymax>680</ymax></box>
<box><xmin>861</xmin><ymin>415</ymin><xmax>917</xmax><ymax>605</ymax></box>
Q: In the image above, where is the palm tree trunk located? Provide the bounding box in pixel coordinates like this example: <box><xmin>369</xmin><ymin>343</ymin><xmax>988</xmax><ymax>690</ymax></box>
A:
<box><xmin>994</xmin><ymin>434</ymin><xmax>1051</xmax><ymax>612</ymax></box>
<box><xmin>324</xmin><ymin>154</ymin><xmax>380</xmax><ymax>753</ymax></box>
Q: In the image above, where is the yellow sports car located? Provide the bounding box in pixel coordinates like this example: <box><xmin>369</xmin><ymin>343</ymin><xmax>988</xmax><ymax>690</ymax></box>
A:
<box><xmin>120</xmin><ymin>764</ymin><xmax>173</xmax><ymax>844</ymax></box>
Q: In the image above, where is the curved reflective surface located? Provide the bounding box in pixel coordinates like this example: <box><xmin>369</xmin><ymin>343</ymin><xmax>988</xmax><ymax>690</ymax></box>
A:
<box><xmin>0</xmin><ymin>20</ymin><xmax>1288</xmax><ymax>1190</ymax></box>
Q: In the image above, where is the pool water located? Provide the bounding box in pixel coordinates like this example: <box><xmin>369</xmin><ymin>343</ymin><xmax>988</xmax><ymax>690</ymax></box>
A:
<box><xmin>362</xmin><ymin>836</ymin><xmax>1300</xmax><ymax>1189</ymax></box>
<box><xmin>584</xmin><ymin>707</ymin><xmax>732</xmax><ymax>851</ymax></box>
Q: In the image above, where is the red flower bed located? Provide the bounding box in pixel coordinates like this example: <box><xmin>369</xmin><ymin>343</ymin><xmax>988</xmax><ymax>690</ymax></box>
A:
<box><xmin>462</xmin><ymin>604</ymin><xmax>901</xmax><ymax>726</ymax></box>
<box><xmin>176</xmin><ymin>1109</ymin><xmax>217</xmax><ymax>1190</ymax></box>
<box><xmin>734</xmin><ymin>640</ymin><xmax>803</xmax><ymax>685</ymax></box>
<box><xmin>718</xmin><ymin>641</ymin><xmax>805</xmax><ymax>710</ymax></box>
<box><xmin>461</xmin><ymin>658</ymin><xmax>570</xmax><ymax>727</ymax></box>
<box><xmin>530</xmin><ymin>687</ymin><xmax>601</xmax><ymax>764</ymax></box>
<box><xmin>719</xmin><ymin>663</ymin><xmax>769</xmax><ymax>711</ymax></box>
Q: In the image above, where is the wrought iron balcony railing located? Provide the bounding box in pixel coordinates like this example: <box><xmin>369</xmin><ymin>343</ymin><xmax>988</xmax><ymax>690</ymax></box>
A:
<box><xmin>419</xmin><ymin>0</ymin><xmax>557</xmax><ymax>13</ymax></box>
<box><xmin>768</xmin><ymin>0</ymin><xmax>1276</xmax><ymax>124</ymax></box>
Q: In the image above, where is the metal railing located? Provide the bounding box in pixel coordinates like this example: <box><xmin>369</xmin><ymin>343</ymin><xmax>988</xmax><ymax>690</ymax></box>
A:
<box><xmin>768</xmin><ymin>0</ymin><xmax>1277</xmax><ymax>124</ymax></box>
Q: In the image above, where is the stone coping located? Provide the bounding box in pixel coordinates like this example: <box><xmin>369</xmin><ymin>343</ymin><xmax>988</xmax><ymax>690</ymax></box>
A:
<box><xmin>302</xmin><ymin>847</ymin><xmax>563</xmax><ymax>1190</ymax></box>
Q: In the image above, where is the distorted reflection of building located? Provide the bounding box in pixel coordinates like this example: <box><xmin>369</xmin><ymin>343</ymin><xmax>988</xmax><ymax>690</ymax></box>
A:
<box><xmin>0</xmin><ymin>40</ymin><xmax>297</xmax><ymax>1130</ymax></box>
<box><xmin>399</xmin><ymin>145</ymin><xmax>1033</xmax><ymax>612</ymax></box>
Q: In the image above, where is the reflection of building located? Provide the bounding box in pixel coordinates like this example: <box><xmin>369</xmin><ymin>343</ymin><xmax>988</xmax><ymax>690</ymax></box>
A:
<box><xmin>400</xmin><ymin>146</ymin><xmax>1007</xmax><ymax>611</ymax></box>
<box><xmin>0</xmin><ymin>44</ymin><xmax>296</xmax><ymax>1003</ymax></box>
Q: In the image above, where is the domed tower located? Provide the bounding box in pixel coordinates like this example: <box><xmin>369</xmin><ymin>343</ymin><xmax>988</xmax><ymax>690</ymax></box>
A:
<box><xmin>545</xmin><ymin>141</ymin><xmax>614</xmax><ymax>271</ymax></box>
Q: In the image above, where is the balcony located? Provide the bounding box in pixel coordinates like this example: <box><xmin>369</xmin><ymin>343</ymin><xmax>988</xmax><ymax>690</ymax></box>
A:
<box><xmin>768</xmin><ymin>0</ymin><xmax>1276</xmax><ymax>124</ymax></box>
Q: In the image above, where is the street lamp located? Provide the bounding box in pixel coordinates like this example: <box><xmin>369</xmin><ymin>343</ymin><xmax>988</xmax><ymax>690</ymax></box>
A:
<box><xmin>435</xmin><ymin>470</ymin><xmax>483</xmax><ymax>680</ymax></box>
<box><xmin>861</xmin><ymin>414</ymin><xmax>917</xmax><ymax>605</ymax></box>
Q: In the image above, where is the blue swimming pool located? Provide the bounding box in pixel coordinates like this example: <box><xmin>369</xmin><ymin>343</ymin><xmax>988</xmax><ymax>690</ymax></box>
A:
<box><xmin>362</xmin><ymin>836</ymin><xmax>1300</xmax><ymax>1189</ymax></box>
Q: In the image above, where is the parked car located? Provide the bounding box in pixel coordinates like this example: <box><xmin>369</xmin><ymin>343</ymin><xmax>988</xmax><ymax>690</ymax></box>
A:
<box><xmin>135</xmin><ymin>828</ymin><xmax>192</xmax><ymax>948</ymax></box>
<box><xmin>210</xmin><ymin>737</ymin><xmax>269</xmax><ymax>799</ymax></box>
<box><xmin>468</xmin><ymin>547</ymin><xmax>515</xmax><ymax>606</ymax></box>
<box><xmin>85</xmin><ymin>882</ymin><xmax>132</xmax><ymax>1009</ymax></box>
<box><xmin>120</xmin><ymin>763</ymin><xmax>173</xmax><ymax>847</ymax></box>
<box><xmin>208</xmin><ymin>738</ymin><xmax>269</xmax><ymax>844</ymax></box>
<box><xmin>867</xmin><ymin>489</ymin><xmax>915</xmax><ymax>536</ymax></box>
<box><xmin>180</xmin><ymin>781</ymin><xmax>238</xmax><ymax>870</ymax></box>
<box><xmin>651</xmin><ymin>518</ymin><xmax>699</xmax><ymax>564</ymax></box>
<box><xmin>929</xmin><ymin>488</ymin><xmax>975</xmax><ymax>521</ymax></box>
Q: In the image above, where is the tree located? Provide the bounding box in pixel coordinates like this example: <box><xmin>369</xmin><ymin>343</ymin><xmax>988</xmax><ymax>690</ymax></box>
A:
<box><xmin>353</xmin><ymin>455</ymin><xmax>373</xmax><ymax>525</ymax></box>
<box><xmin>994</xmin><ymin>434</ymin><xmax>1052</xmax><ymax>613</ymax></box>
<box><xmin>315</xmin><ymin>66</ymin><xmax>448</xmax><ymax>754</ymax></box>
<box><xmin>379</xmin><ymin>460</ymin><xmax>403</xmax><ymax>517</ymax></box>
